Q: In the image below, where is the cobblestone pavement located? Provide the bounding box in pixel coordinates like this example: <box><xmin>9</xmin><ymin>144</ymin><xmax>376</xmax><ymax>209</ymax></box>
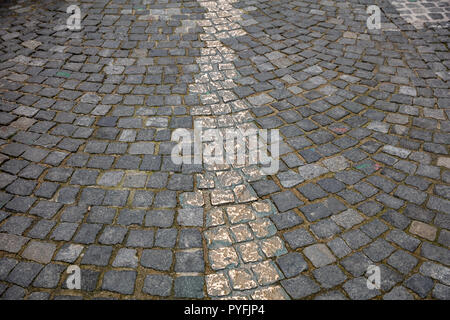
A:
<box><xmin>0</xmin><ymin>0</ymin><xmax>449</xmax><ymax>300</ymax></box>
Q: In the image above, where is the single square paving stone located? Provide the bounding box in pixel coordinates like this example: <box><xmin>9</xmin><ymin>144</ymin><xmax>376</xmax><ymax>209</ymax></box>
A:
<box><xmin>102</xmin><ymin>270</ymin><xmax>137</xmax><ymax>295</ymax></box>
<box><xmin>54</xmin><ymin>244</ymin><xmax>84</xmax><ymax>263</ymax></box>
<box><xmin>421</xmin><ymin>242</ymin><xmax>450</xmax><ymax>265</ymax></box>
<box><xmin>141</xmin><ymin>249</ymin><xmax>173</xmax><ymax>271</ymax></box>
<box><xmin>177</xmin><ymin>208</ymin><xmax>203</xmax><ymax>227</ymax></box>
<box><xmin>297</xmin><ymin>183</ymin><xmax>328</xmax><ymax>201</ymax></box>
<box><xmin>270</xmin><ymin>210</ymin><xmax>303</xmax><ymax>230</ymax></box>
<box><xmin>73</xmin><ymin>223</ymin><xmax>102</xmax><ymax>244</ymax></box>
<box><xmin>342</xmin><ymin>229</ymin><xmax>371</xmax><ymax>249</ymax></box>
<box><xmin>318</xmin><ymin>178</ymin><xmax>345</xmax><ymax>193</ymax></box>
<box><xmin>145</xmin><ymin>209</ymin><xmax>175</xmax><ymax>228</ymax></box>
<box><xmin>103</xmin><ymin>190</ymin><xmax>129</xmax><ymax>207</ymax></box>
<box><xmin>251</xmin><ymin>179</ymin><xmax>280</xmax><ymax>197</ymax></box>
<box><xmin>378</xmin><ymin>264</ymin><xmax>402</xmax><ymax>292</ymax></box>
<box><xmin>80</xmin><ymin>188</ymin><xmax>106</xmax><ymax>206</ymax></box>
<box><xmin>358</xmin><ymin>201</ymin><xmax>383</xmax><ymax>217</ymax></box>
<box><xmin>283</xmin><ymin>228</ymin><xmax>316</xmax><ymax>249</ymax></box>
<box><xmin>281</xmin><ymin>275</ymin><xmax>320</xmax><ymax>299</ymax></box>
<box><xmin>341</xmin><ymin>252</ymin><xmax>373</xmax><ymax>277</ymax></box>
<box><xmin>5</xmin><ymin>196</ymin><xmax>36</xmax><ymax>212</ymax></box>
<box><xmin>0</xmin><ymin>215</ymin><xmax>34</xmax><ymax>235</ymax></box>
<box><xmin>117</xmin><ymin>209</ymin><xmax>145</xmax><ymax>226</ymax></box>
<box><xmin>303</xmin><ymin>244</ymin><xmax>336</xmax><ymax>268</ymax></box>
<box><xmin>387</xmin><ymin>250</ymin><xmax>418</xmax><ymax>275</ymax></box>
<box><xmin>360</xmin><ymin>219</ymin><xmax>388</xmax><ymax>239</ymax></box>
<box><xmin>174</xmin><ymin>276</ymin><xmax>204</xmax><ymax>299</ymax></box>
<box><xmin>98</xmin><ymin>171</ymin><xmax>124</xmax><ymax>187</ymax></box>
<box><xmin>155</xmin><ymin>228</ymin><xmax>178</xmax><ymax>248</ymax></box>
<box><xmin>88</xmin><ymin>206</ymin><xmax>116</xmax><ymax>224</ymax></box>
<box><xmin>57</xmin><ymin>187</ymin><xmax>80</xmax><ymax>204</ymax></box>
<box><xmin>175</xmin><ymin>250</ymin><xmax>204</xmax><ymax>273</ymax></box>
<box><xmin>178</xmin><ymin>229</ymin><xmax>203</xmax><ymax>249</ymax></box>
<box><xmin>0</xmin><ymin>257</ymin><xmax>18</xmax><ymax>280</ymax></box>
<box><xmin>433</xmin><ymin>284</ymin><xmax>450</xmax><ymax>300</ymax></box>
<box><xmin>299</xmin><ymin>203</ymin><xmax>333</xmax><ymax>222</ymax></box>
<box><xmin>343</xmin><ymin>277</ymin><xmax>381</xmax><ymax>300</ymax></box>
<box><xmin>153</xmin><ymin>190</ymin><xmax>177</xmax><ymax>208</ymax></box>
<box><xmin>167</xmin><ymin>174</ymin><xmax>194</xmax><ymax>191</ymax></box>
<box><xmin>61</xmin><ymin>205</ymin><xmax>88</xmax><ymax>223</ymax></box>
<box><xmin>386</xmin><ymin>230</ymin><xmax>421</xmax><ymax>252</ymax></box>
<box><xmin>27</xmin><ymin>219</ymin><xmax>56</xmax><ymax>239</ymax></box>
<box><xmin>6</xmin><ymin>178</ymin><xmax>37</xmax><ymax>196</ymax></box>
<box><xmin>276</xmin><ymin>252</ymin><xmax>308</xmax><ymax>278</ymax></box>
<box><xmin>81</xmin><ymin>245</ymin><xmax>113</xmax><ymax>266</ymax></box>
<box><xmin>22</xmin><ymin>241</ymin><xmax>56</xmax><ymax>264</ymax></box>
<box><xmin>143</xmin><ymin>274</ymin><xmax>173</xmax><ymax>297</ymax></box>
<box><xmin>363</xmin><ymin>239</ymin><xmax>395</xmax><ymax>262</ymax></box>
<box><xmin>76</xmin><ymin>269</ymin><xmax>101</xmax><ymax>292</ymax></box>
<box><xmin>7</xmin><ymin>261</ymin><xmax>43</xmax><ymax>287</ymax></box>
<box><xmin>394</xmin><ymin>185</ymin><xmax>427</xmax><ymax>205</ymax></box>
<box><xmin>0</xmin><ymin>233</ymin><xmax>29</xmax><ymax>253</ymax></box>
<box><xmin>124</xmin><ymin>174</ymin><xmax>148</xmax><ymax>188</ymax></box>
<box><xmin>50</xmin><ymin>222</ymin><xmax>78</xmax><ymax>241</ymax></box>
<box><xmin>381</xmin><ymin>210</ymin><xmax>410</xmax><ymax>230</ymax></box>
<box><xmin>132</xmin><ymin>190</ymin><xmax>154</xmax><ymax>207</ymax></box>
<box><xmin>99</xmin><ymin>226</ymin><xmax>127</xmax><ymax>245</ymax></box>
<box><xmin>404</xmin><ymin>274</ymin><xmax>434</xmax><ymax>298</ymax></box>
<box><xmin>147</xmin><ymin>172</ymin><xmax>168</xmax><ymax>188</ymax></box>
<box><xmin>127</xmin><ymin>229</ymin><xmax>154</xmax><ymax>248</ymax></box>
<box><xmin>113</xmin><ymin>248</ymin><xmax>138</xmax><ymax>268</ymax></box>
<box><xmin>277</xmin><ymin>170</ymin><xmax>304</xmax><ymax>188</ymax></box>
<box><xmin>311</xmin><ymin>219</ymin><xmax>341</xmax><ymax>239</ymax></box>
<box><xmin>313</xmin><ymin>265</ymin><xmax>347</xmax><ymax>289</ymax></box>
<box><xmin>419</xmin><ymin>262</ymin><xmax>450</xmax><ymax>286</ymax></box>
<box><xmin>70</xmin><ymin>169</ymin><xmax>99</xmax><ymax>185</ymax></box>
<box><xmin>34</xmin><ymin>182</ymin><xmax>59</xmax><ymax>199</ymax></box>
<box><xmin>327</xmin><ymin>237</ymin><xmax>352</xmax><ymax>259</ymax></box>
<box><xmin>32</xmin><ymin>264</ymin><xmax>65</xmax><ymax>289</ymax></box>
<box><xmin>271</xmin><ymin>191</ymin><xmax>303</xmax><ymax>212</ymax></box>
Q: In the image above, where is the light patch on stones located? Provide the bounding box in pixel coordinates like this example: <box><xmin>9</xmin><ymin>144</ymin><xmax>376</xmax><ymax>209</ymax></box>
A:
<box><xmin>387</xmin><ymin>0</ymin><xmax>450</xmax><ymax>29</ymax></box>
<box><xmin>237</xmin><ymin>242</ymin><xmax>263</xmax><ymax>263</ymax></box>
<box><xmin>260</xmin><ymin>236</ymin><xmax>286</xmax><ymax>258</ymax></box>
<box><xmin>298</xmin><ymin>164</ymin><xmax>329</xmax><ymax>180</ymax></box>
<box><xmin>181</xmin><ymin>191</ymin><xmax>204</xmax><ymax>207</ymax></box>
<box><xmin>206</xmin><ymin>273</ymin><xmax>231</xmax><ymax>296</ymax></box>
<box><xmin>204</xmin><ymin>226</ymin><xmax>233</xmax><ymax>248</ymax></box>
<box><xmin>226</xmin><ymin>205</ymin><xmax>255</xmax><ymax>224</ymax></box>
<box><xmin>251</xmin><ymin>261</ymin><xmax>282</xmax><ymax>285</ymax></box>
<box><xmin>228</xmin><ymin>268</ymin><xmax>258</xmax><ymax>290</ymax></box>
<box><xmin>211</xmin><ymin>189</ymin><xmax>235</xmax><ymax>205</ymax></box>
<box><xmin>206</xmin><ymin>208</ymin><xmax>225</xmax><ymax>227</ymax></box>
<box><xmin>248</xmin><ymin>218</ymin><xmax>276</xmax><ymax>239</ymax></box>
<box><xmin>322</xmin><ymin>156</ymin><xmax>349</xmax><ymax>172</ymax></box>
<box><xmin>251</xmin><ymin>286</ymin><xmax>289</xmax><ymax>300</ymax></box>
<box><xmin>209</xmin><ymin>246</ymin><xmax>239</xmax><ymax>270</ymax></box>
<box><xmin>21</xmin><ymin>40</ymin><xmax>41</xmax><ymax>50</ymax></box>
<box><xmin>230</xmin><ymin>224</ymin><xmax>253</xmax><ymax>242</ymax></box>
